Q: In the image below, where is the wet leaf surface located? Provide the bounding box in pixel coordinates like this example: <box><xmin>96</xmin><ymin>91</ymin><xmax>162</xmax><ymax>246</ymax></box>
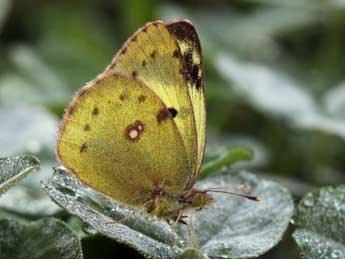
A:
<box><xmin>0</xmin><ymin>217</ymin><xmax>83</xmax><ymax>259</ymax></box>
<box><xmin>0</xmin><ymin>155</ymin><xmax>40</xmax><ymax>195</ymax></box>
<box><xmin>293</xmin><ymin>186</ymin><xmax>345</xmax><ymax>259</ymax></box>
<box><xmin>42</xmin><ymin>167</ymin><xmax>293</xmax><ymax>259</ymax></box>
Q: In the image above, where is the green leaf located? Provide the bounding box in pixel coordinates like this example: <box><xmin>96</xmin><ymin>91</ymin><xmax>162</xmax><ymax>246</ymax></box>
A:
<box><xmin>0</xmin><ymin>217</ymin><xmax>83</xmax><ymax>259</ymax></box>
<box><xmin>293</xmin><ymin>186</ymin><xmax>345</xmax><ymax>259</ymax></box>
<box><xmin>42</xmin><ymin>167</ymin><xmax>293</xmax><ymax>259</ymax></box>
<box><xmin>0</xmin><ymin>155</ymin><xmax>40</xmax><ymax>195</ymax></box>
<box><xmin>0</xmin><ymin>163</ymin><xmax>61</xmax><ymax>216</ymax></box>
<box><xmin>42</xmin><ymin>167</ymin><xmax>175</xmax><ymax>259</ymax></box>
<box><xmin>200</xmin><ymin>146</ymin><xmax>253</xmax><ymax>179</ymax></box>
<box><xmin>192</xmin><ymin>171</ymin><xmax>293</xmax><ymax>259</ymax></box>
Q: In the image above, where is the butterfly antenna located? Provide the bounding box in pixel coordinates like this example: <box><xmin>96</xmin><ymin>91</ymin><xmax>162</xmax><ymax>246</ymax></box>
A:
<box><xmin>205</xmin><ymin>189</ymin><xmax>261</xmax><ymax>202</ymax></box>
<box><xmin>206</xmin><ymin>184</ymin><xmax>252</xmax><ymax>192</ymax></box>
<box><xmin>106</xmin><ymin>199</ymin><xmax>153</xmax><ymax>224</ymax></box>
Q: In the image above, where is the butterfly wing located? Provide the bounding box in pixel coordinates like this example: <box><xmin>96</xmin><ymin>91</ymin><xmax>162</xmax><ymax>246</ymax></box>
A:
<box><xmin>167</xmin><ymin>20</ymin><xmax>206</xmax><ymax>182</ymax></box>
<box><xmin>56</xmin><ymin>74</ymin><xmax>190</xmax><ymax>206</ymax></box>
<box><xmin>104</xmin><ymin>21</ymin><xmax>197</xmax><ymax>185</ymax></box>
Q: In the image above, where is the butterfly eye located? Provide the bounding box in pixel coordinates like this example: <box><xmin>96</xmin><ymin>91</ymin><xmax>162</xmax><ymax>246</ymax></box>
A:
<box><xmin>146</xmin><ymin>203</ymin><xmax>155</xmax><ymax>213</ymax></box>
<box><xmin>178</xmin><ymin>195</ymin><xmax>185</xmax><ymax>203</ymax></box>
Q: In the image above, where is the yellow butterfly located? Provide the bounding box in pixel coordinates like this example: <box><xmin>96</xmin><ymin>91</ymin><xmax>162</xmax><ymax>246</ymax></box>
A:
<box><xmin>56</xmin><ymin>20</ymin><xmax>256</xmax><ymax>224</ymax></box>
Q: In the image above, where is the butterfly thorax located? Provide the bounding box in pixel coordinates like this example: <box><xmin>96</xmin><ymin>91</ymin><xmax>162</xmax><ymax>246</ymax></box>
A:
<box><xmin>145</xmin><ymin>187</ymin><xmax>213</xmax><ymax>219</ymax></box>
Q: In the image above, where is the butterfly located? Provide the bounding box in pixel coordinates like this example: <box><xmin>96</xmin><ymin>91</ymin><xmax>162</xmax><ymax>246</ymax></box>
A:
<box><xmin>56</xmin><ymin>20</ymin><xmax>257</xmax><ymax>225</ymax></box>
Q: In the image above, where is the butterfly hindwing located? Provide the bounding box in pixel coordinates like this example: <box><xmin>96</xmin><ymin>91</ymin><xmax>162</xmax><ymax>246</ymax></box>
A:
<box><xmin>104</xmin><ymin>21</ymin><xmax>197</xmax><ymax>181</ymax></box>
<box><xmin>167</xmin><ymin>20</ymin><xmax>206</xmax><ymax>182</ymax></box>
<box><xmin>56</xmin><ymin>74</ymin><xmax>190</xmax><ymax>206</ymax></box>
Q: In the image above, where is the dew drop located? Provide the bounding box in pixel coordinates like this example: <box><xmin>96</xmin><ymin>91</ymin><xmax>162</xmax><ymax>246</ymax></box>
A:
<box><xmin>303</xmin><ymin>196</ymin><xmax>314</xmax><ymax>207</ymax></box>
<box><xmin>331</xmin><ymin>250</ymin><xmax>340</xmax><ymax>259</ymax></box>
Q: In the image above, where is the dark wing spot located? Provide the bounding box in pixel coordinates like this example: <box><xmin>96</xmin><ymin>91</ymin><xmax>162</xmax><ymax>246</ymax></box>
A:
<box><xmin>167</xmin><ymin>21</ymin><xmax>202</xmax><ymax>53</ymax></box>
<box><xmin>125</xmin><ymin>120</ymin><xmax>144</xmax><ymax>142</ymax></box>
<box><xmin>143</xmin><ymin>27</ymin><xmax>147</xmax><ymax>33</ymax></box>
<box><xmin>84</xmin><ymin>124</ymin><xmax>90</xmax><ymax>131</ymax></box>
<box><xmin>168</xmin><ymin>107</ymin><xmax>178</xmax><ymax>118</ymax></box>
<box><xmin>135</xmin><ymin>121</ymin><xmax>144</xmax><ymax>132</ymax></box>
<box><xmin>196</xmin><ymin>78</ymin><xmax>202</xmax><ymax>89</ymax></box>
<box><xmin>132</xmin><ymin>35</ymin><xmax>137</xmax><ymax>42</ymax></box>
<box><xmin>80</xmin><ymin>143</ymin><xmax>88</xmax><ymax>153</ymax></box>
<box><xmin>138</xmin><ymin>95</ymin><xmax>146</xmax><ymax>103</ymax></box>
<box><xmin>119</xmin><ymin>92</ymin><xmax>128</xmax><ymax>101</ymax></box>
<box><xmin>181</xmin><ymin>51</ymin><xmax>203</xmax><ymax>90</ymax></box>
<box><xmin>167</xmin><ymin>21</ymin><xmax>204</xmax><ymax>90</ymax></box>
<box><xmin>192</xmin><ymin>65</ymin><xmax>199</xmax><ymax>80</ymax></box>
<box><xmin>142</xmin><ymin>60</ymin><xmax>146</xmax><ymax>66</ymax></box>
<box><xmin>92</xmin><ymin>107</ymin><xmax>99</xmax><ymax>116</ymax></box>
<box><xmin>157</xmin><ymin>108</ymin><xmax>171</xmax><ymax>123</ymax></box>
<box><xmin>173</xmin><ymin>49</ymin><xmax>179</xmax><ymax>58</ymax></box>
<box><xmin>150</xmin><ymin>50</ymin><xmax>156</xmax><ymax>58</ymax></box>
<box><xmin>132</xmin><ymin>71</ymin><xmax>138</xmax><ymax>77</ymax></box>
<box><xmin>183</xmin><ymin>52</ymin><xmax>193</xmax><ymax>75</ymax></box>
<box><xmin>191</xmin><ymin>64</ymin><xmax>201</xmax><ymax>88</ymax></box>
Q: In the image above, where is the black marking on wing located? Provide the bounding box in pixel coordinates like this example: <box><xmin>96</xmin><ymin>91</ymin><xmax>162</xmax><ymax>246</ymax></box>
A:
<box><xmin>167</xmin><ymin>21</ymin><xmax>204</xmax><ymax>91</ymax></box>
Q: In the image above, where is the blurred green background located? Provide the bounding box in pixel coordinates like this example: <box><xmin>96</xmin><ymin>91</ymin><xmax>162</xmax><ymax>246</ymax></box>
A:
<box><xmin>1</xmin><ymin>0</ymin><xmax>345</xmax><ymax>258</ymax></box>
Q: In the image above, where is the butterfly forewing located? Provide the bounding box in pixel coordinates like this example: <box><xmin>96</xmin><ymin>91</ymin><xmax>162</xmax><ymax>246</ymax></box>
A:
<box><xmin>56</xmin><ymin>74</ymin><xmax>190</xmax><ymax>206</ymax></box>
<box><xmin>104</xmin><ymin>21</ymin><xmax>197</xmax><ymax>182</ymax></box>
<box><xmin>167</xmin><ymin>20</ymin><xmax>206</xmax><ymax>182</ymax></box>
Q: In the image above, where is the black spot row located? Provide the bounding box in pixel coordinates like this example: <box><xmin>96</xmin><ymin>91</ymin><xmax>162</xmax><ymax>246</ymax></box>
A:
<box><xmin>80</xmin><ymin>143</ymin><xmax>88</xmax><ymax>153</ymax></box>
<box><xmin>84</xmin><ymin>124</ymin><xmax>90</xmax><ymax>131</ymax></box>
<box><xmin>182</xmin><ymin>51</ymin><xmax>202</xmax><ymax>90</ymax></box>
<box><xmin>92</xmin><ymin>107</ymin><xmax>99</xmax><ymax>116</ymax></box>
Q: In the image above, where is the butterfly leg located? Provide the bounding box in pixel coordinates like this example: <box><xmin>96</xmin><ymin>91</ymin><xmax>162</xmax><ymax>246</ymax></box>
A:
<box><xmin>171</xmin><ymin>209</ymin><xmax>183</xmax><ymax>252</ymax></box>
<box><xmin>187</xmin><ymin>215</ymin><xmax>200</xmax><ymax>248</ymax></box>
<box><xmin>167</xmin><ymin>216</ymin><xmax>187</xmax><ymax>225</ymax></box>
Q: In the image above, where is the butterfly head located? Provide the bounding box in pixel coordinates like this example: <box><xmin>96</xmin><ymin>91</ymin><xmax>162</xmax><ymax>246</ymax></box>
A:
<box><xmin>145</xmin><ymin>189</ymin><xmax>184</xmax><ymax>218</ymax></box>
<box><xmin>143</xmin><ymin>185</ymin><xmax>214</xmax><ymax>219</ymax></box>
